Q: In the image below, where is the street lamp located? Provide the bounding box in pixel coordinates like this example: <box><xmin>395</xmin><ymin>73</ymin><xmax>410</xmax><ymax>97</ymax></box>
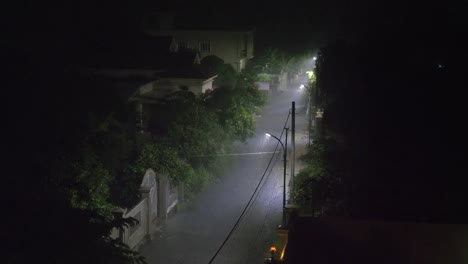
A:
<box><xmin>265</xmin><ymin>130</ymin><xmax>288</xmax><ymax>224</ymax></box>
<box><xmin>270</xmin><ymin>246</ymin><xmax>277</xmax><ymax>262</ymax></box>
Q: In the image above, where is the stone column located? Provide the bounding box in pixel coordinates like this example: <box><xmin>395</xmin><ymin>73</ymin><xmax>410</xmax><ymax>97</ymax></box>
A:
<box><xmin>140</xmin><ymin>186</ymin><xmax>153</xmax><ymax>240</ymax></box>
<box><xmin>158</xmin><ymin>174</ymin><xmax>168</xmax><ymax>220</ymax></box>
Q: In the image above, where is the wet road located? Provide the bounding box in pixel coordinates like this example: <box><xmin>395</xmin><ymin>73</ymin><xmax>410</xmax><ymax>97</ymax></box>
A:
<box><xmin>139</xmin><ymin>88</ymin><xmax>307</xmax><ymax>264</ymax></box>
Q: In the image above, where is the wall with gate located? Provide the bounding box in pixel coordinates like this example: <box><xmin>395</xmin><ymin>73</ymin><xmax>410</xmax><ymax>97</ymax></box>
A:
<box><xmin>111</xmin><ymin>169</ymin><xmax>181</xmax><ymax>249</ymax></box>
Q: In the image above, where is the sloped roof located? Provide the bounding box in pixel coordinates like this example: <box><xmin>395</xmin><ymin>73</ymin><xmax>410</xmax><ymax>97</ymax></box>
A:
<box><xmin>80</xmin><ymin>35</ymin><xmax>213</xmax><ymax>77</ymax></box>
<box><xmin>79</xmin><ymin>35</ymin><xmax>173</xmax><ymax>70</ymax></box>
<box><xmin>78</xmin><ymin>32</ymin><xmax>218</xmax><ymax>81</ymax></box>
<box><xmin>158</xmin><ymin>52</ymin><xmax>215</xmax><ymax>79</ymax></box>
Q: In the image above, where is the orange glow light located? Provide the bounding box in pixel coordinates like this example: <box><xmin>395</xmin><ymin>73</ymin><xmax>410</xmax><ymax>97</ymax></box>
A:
<box><xmin>280</xmin><ymin>242</ymin><xmax>287</xmax><ymax>260</ymax></box>
<box><xmin>270</xmin><ymin>246</ymin><xmax>277</xmax><ymax>254</ymax></box>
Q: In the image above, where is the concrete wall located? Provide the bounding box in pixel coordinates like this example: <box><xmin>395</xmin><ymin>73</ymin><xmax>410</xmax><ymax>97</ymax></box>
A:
<box><xmin>166</xmin><ymin>180</ymin><xmax>179</xmax><ymax>216</ymax></box>
<box><xmin>255</xmin><ymin>81</ymin><xmax>271</xmax><ymax>97</ymax></box>
<box><xmin>255</xmin><ymin>81</ymin><xmax>270</xmax><ymax>91</ymax></box>
<box><xmin>147</xmin><ymin>29</ymin><xmax>254</xmax><ymax>72</ymax></box>
<box><xmin>278</xmin><ymin>72</ymin><xmax>288</xmax><ymax>92</ymax></box>
<box><xmin>202</xmin><ymin>79</ymin><xmax>214</xmax><ymax>93</ymax></box>
<box><xmin>111</xmin><ymin>169</ymin><xmax>181</xmax><ymax>250</ymax></box>
<box><xmin>122</xmin><ymin>199</ymin><xmax>148</xmax><ymax>249</ymax></box>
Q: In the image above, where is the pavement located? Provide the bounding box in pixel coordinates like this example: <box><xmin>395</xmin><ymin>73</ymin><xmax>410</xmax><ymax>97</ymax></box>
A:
<box><xmin>139</xmin><ymin>87</ymin><xmax>310</xmax><ymax>264</ymax></box>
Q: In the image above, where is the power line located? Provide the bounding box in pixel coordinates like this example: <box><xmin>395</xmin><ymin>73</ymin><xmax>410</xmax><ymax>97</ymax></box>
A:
<box><xmin>195</xmin><ymin>151</ymin><xmax>281</xmax><ymax>157</ymax></box>
<box><xmin>237</xmin><ymin>113</ymin><xmax>291</xmax><ymax>225</ymax></box>
<box><xmin>239</xmin><ymin>144</ymin><xmax>282</xmax><ymax>226</ymax></box>
<box><xmin>207</xmin><ymin>112</ymin><xmax>291</xmax><ymax>264</ymax></box>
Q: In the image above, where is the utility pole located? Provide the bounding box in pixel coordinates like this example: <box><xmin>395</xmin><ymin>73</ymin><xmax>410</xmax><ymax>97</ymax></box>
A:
<box><xmin>308</xmin><ymin>85</ymin><xmax>312</xmax><ymax>146</ymax></box>
<box><xmin>266</xmin><ymin>131</ymin><xmax>288</xmax><ymax>225</ymax></box>
<box><xmin>284</xmin><ymin>127</ymin><xmax>288</xmax><ymax>213</ymax></box>
<box><xmin>291</xmin><ymin>101</ymin><xmax>295</xmax><ymax>190</ymax></box>
<box><xmin>311</xmin><ymin>82</ymin><xmax>317</xmax><ymax>142</ymax></box>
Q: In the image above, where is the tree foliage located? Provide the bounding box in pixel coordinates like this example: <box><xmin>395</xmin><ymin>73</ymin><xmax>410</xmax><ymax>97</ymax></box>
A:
<box><xmin>163</xmin><ymin>91</ymin><xmax>230</xmax><ymax>163</ymax></box>
<box><xmin>205</xmin><ymin>70</ymin><xmax>266</xmax><ymax>141</ymax></box>
<box><xmin>7</xmin><ymin>49</ymin><xmax>267</xmax><ymax>264</ymax></box>
<box><xmin>293</xmin><ymin>22</ymin><xmax>468</xmax><ymax>223</ymax></box>
<box><xmin>120</xmin><ymin>57</ymin><xmax>266</xmax><ymax>204</ymax></box>
<box><xmin>251</xmin><ymin>47</ymin><xmax>308</xmax><ymax>78</ymax></box>
<box><xmin>200</xmin><ymin>55</ymin><xmax>237</xmax><ymax>88</ymax></box>
<box><xmin>8</xmin><ymin>192</ymin><xmax>146</xmax><ymax>264</ymax></box>
<box><xmin>6</xmin><ymin>45</ymin><xmax>147</xmax><ymax>263</ymax></box>
<box><xmin>67</xmin><ymin>151</ymin><xmax>113</xmax><ymax>217</ymax></box>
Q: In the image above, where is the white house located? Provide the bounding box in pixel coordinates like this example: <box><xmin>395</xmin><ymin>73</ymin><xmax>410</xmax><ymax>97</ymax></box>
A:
<box><xmin>143</xmin><ymin>14</ymin><xmax>255</xmax><ymax>72</ymax></box>
<box><xmin>136</xmin><ymin>74</ymin><xmax>217</xmax><ymax>100</ymax></box>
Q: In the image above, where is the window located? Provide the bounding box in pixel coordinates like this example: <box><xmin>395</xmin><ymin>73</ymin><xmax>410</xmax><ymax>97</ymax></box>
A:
<box><xmin>177</xmin><ymin>41</ymin><xmax>189</xmax><ymax>50</ymax></box>
<box><xmin>199</xmin><ymin>41</ymin><xmax>211</xmax><ymax>52</ymax></box>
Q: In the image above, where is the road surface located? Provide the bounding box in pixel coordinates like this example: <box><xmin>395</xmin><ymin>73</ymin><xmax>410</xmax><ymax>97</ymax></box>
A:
<box><xmin>139</xmin><ymin>87</ymin><xmax>307</xmax><ymax>264</ymax></box>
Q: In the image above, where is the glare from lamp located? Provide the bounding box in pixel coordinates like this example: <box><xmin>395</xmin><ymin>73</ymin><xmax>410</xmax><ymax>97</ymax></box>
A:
<box><xmin>265</xmin><ymin>133</ymin><xmax>271</xmax><ymax>137</ymax></box>
<box><xmin>270</xmin><ymin>246</ymin><xmax>277</xmax><ymax>254</ymax></box>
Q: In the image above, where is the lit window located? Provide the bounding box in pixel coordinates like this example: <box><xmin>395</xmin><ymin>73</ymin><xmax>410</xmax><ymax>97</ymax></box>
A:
<box><xmin>200</xmin><ymin>41</ymin><xmax>211</xmax><ymax>52</ymax></box>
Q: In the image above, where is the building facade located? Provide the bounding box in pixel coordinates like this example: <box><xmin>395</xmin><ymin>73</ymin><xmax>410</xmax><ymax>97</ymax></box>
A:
<box><xmin>145</xmin><ymin>28</ymin><xmax>254</xmax><ymax>72</ymax></box>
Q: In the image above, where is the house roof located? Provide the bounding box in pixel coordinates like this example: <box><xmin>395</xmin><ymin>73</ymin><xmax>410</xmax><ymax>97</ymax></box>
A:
<box><xmin>78</xmin><ymin>34</ymin><xmax>215</xmax><ymax>80</ymax></box>
<box><xmin>159</xmin><ymin>62</ymin><xmax>216</xmax><ymax>80</ymax></box>
<box><xmin>79</xmin><ymin>35</ymin><xmax>174</xmax><ymax>70</ymax></box>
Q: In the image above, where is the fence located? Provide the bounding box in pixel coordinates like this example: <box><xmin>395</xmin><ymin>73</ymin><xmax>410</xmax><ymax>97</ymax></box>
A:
<box><xmin>111</xmin><ymin>169</ymin><xmax>181</xmax><ymax>249</ymax></box>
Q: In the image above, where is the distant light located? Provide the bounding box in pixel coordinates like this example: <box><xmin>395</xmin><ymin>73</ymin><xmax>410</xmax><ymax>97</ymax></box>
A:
<box><xmin>316</xmin><ymin>108</ymin><xmax>324</xmax><ymax>118</ymax></box>
<box><xmin>280</xmin><ymin>244</ymin><xmax>286</xmax><ymax>260</ymax></box>
<box><xmin>438</xmin><ymin>64</ymin><xmax>444</xmax><ymax>68</ymax></box>
<box><xmin>270</xmin><ymin>246</ymin><xmax>277</xmax><ymax>254</ymax></box>
<box><xmin>265</xmin><ymin>133</ymin><xmax>271</xmax><ymax>137</ymax></box>
<box><xmin>313</xmin><ymin>57</ymin><xmax>317</xmax><ymax>61</ymax></box>
<box><xmin>300</xmin><ymin>84</ymin><xmax>305</xmax><ymax>89</ymax></box>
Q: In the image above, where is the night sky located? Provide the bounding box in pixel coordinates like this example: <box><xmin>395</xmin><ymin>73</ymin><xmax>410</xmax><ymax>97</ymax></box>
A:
<box><xmin>4</xmin><ymin>0</ymin><xmax>466</xmax><ymax>54</ymax></box>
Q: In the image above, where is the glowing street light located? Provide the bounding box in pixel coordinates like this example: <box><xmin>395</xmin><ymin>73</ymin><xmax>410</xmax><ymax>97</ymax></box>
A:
<box><xmin>313</xmin><ymin>56</ymin><xmax>317</xmax><ymax>61</ymax></box>
<box><xmin>265</xmin><ymin>131</ymin><xmax>288</xmax><ymax>224</ymax></box>
<box><xmin>270</xmin><ymin>246</ymin><xmax>277</xmax><ymax>262</ymax></box>
<box><xmin>299</xmin><ymin>84</ymin><xmax>305</xmax><ymax>90</ymax></box>
<box><xmin>270</xmin><ymin>246</ymin><xmax>277</xmax><ymax>255</ymax></box>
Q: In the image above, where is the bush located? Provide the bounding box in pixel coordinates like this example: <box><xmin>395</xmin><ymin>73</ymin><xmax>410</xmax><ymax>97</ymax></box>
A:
<box><xmin>183</xmin><ymin>166</ymin><xmax>215</xmax><ymax>199</ymax></box>
<box><xmin>292</xmin><ymin>139</ymin><xmax>346</xmax><ymax>215</ymax></box>
<box><xmin>50</xmin><ymin>149</ymin><xmax>114</xmax><ymax>218</ymax></box>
